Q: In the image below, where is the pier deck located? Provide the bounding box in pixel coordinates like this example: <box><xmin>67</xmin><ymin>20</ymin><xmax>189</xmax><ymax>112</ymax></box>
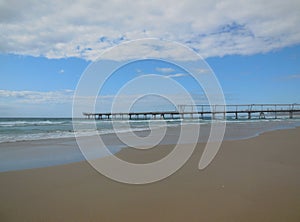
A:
<box><xmin>83</xmin><ymin>104</ymin><xmax>300</xmax><ymax>120</ymax></box>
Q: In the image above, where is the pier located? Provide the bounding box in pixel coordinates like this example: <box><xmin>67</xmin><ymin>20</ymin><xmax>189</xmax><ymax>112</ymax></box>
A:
<box><xmin>83</xmin><ymin>103</ymin><xmax>300</xmax><ymax>120</ymax></box>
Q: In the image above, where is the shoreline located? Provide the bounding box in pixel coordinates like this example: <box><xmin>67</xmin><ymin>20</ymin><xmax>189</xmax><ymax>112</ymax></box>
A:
<box><xmin>0</xmin><ymin>127</ymin><xmax>299</xmax><ymax>221</ymax></box>
<box><xmin>1</xmin><ymin>124</ymin><xmax>300</xmax><ymax>173</ymax></box>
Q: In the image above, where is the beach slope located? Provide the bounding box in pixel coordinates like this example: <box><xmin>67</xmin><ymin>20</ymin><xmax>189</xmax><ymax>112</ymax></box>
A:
<box><xmin>0</xmin><ymin>128</ymin><xmax>300</xmax><ymax>221</ymax></box>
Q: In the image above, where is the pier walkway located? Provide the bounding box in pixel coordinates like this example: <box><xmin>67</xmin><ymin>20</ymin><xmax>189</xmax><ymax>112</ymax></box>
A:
<box><xmin>83</xmin><ymin>104</ymin><xmax>300</xmax><ymax>120</ymax></box>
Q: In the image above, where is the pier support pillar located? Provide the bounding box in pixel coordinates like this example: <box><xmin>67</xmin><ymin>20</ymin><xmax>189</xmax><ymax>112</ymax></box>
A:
<box><xmin>259</xmin><ymin>112</ymin><xmax>265</xmax><ymax>119</ymax></box>
<box><xmin>212</xmin><ymin>113</ymin><xmax>215</xmax><ymax>120</ymax></box>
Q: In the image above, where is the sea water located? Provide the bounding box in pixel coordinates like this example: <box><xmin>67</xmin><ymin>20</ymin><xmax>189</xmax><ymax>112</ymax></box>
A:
<box><xmin>1</xmin><ymin>117</ymin><xmax>300</xmax><ymax>144</ymax></box>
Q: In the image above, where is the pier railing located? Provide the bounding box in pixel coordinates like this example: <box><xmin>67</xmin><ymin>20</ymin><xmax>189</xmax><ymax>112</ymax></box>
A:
<box><xmin>83</xmin><ymin>103</ymin><xmax>300</xmax><ymax>120</ymax></box>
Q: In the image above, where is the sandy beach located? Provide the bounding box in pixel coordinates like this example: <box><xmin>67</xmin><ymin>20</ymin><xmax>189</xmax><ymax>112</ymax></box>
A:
<box><xmin>0</xmin><ymin>127</ymin><xmax>299</xmax><ymax>221</ymax></box>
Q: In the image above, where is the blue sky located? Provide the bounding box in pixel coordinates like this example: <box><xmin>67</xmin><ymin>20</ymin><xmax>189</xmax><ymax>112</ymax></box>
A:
<box><xmin>0</xmin><ymin>0</ymin><xmax>300</xmax><ymax>117</ymax></box>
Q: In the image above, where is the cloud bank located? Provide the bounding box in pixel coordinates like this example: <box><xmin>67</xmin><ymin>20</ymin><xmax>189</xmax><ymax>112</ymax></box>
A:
<box><xmin>1</xmin><ymin>0</ymin><xmax>300</xmax><ymax>60</ymax></box>
<box><xmin>0</xmin><ymin>89</ymin><xmax>209</xmax><ymax>117</ymax></box>
<box><xmin>0</xmin><ymin>89</ymin><xmax>74</xmax><ymax>104</ymax></box>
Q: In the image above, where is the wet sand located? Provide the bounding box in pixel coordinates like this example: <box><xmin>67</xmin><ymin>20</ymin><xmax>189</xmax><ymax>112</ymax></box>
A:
<box><xmin>0</xmin><ymin>128</ymin><xmax>299</xmax><ymax>221</ymax></box>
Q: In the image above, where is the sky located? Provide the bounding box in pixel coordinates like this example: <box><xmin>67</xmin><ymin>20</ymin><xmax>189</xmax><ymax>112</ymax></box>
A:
<box><xmin>0</xmin><ymin>0</ymin><xmax>300</xmax><ymax>117</ymax></box>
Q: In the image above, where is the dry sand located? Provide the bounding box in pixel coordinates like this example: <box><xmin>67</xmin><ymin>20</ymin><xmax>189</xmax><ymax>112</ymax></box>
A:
<box><xmin>0</xmin><ymin>128</ymin><xmax>299</xmax><ymax>221</ymax></box>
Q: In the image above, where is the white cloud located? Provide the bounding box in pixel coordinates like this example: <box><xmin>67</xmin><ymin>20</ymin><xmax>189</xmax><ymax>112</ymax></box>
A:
<box><xmin>163</xmin><ymin>73</ymin><xmax>188</xmax><ymax>78</ymax></box>
<box><xmin>1</xmin><ymin>0</ymin><xmax>300</xmax><ymax>60</ymax></box>
<box><xmin>0</xmin><ymin>89</ymin><xmax>76</xmax><ymax>117</ymax></box>
<box><xmin>193</xmin><ymin>68</ymin><xmax>210</xmax><ymax>74</ymax></box>
<box><xmin>156</xmin><ymin>67</ymin><xmax>175</xmax><ymax>73</ymax></box>
<box><xmin>0</xmin><ymin>89</ymin><xmax>74</xmax><ymax>104</ymax></box>
<box><xmin>286</xmin><ymin>74</ymin><xmax>300</xmax><ymax>79</ymax></box>
<box><xmin>138</xmin><ymin>72</ymin><xmax>188</xmax><ymax>79</ymax></box>
<box><xmin>0</xmin><ymin>89</ymin><xmax>215</xmax><ymax>117</ymax></box>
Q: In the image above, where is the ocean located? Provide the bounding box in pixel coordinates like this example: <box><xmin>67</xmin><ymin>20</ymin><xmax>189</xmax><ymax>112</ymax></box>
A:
<box><xmin>0</xmin><ymin>118</ymin><xmax>182</xmax><ymax>143</ymax></box>
<box><xmin>1</xmin><ymin>117</ymin><xmax>300</xmax><ymax>144</ymax></box>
